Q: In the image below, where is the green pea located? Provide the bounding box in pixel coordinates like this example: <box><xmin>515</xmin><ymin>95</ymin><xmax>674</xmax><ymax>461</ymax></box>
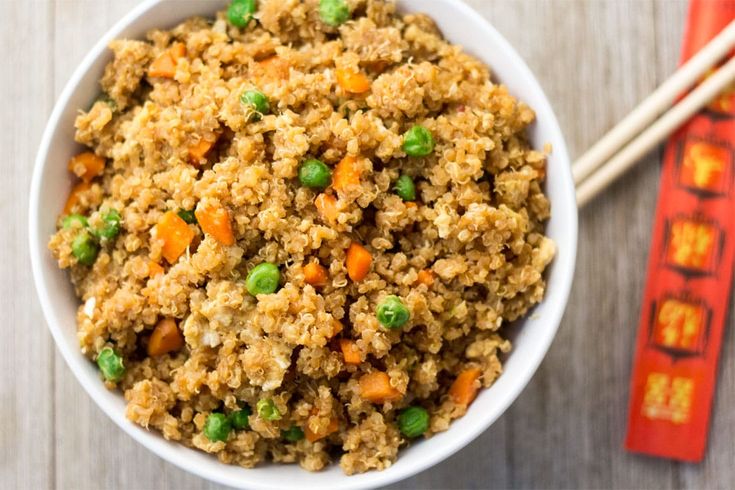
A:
<box><xmin>62</xmin><ymin>214</ymin><xmax>88</xmax><ymax>230</ymax></box>
<box><xmin>393</xmin><ymin>175</ymin><xmax>416</xmax><ymax>201</ymax></box>
<box><xmin>319</xmin><ymin>0</ymin><xmax>350</xmax><ymax>26</ymax></box>
<box><xmin>282</xmin><ymin>426</ymin><xmax>305</xmax><ymax>442</ymax></box>
<box><xmin>402</xmin><ymin>125</ymin><xmax>435</xmax><ymax>157</ymax></box>
<box><xmin>246</xmin><ymin>262</ymin><xmax>281</xmax><ymax>296</ymax></box>
<box><xmin>95</xmin><ymin>209</ymin><xmax>121</xmax><ymax>240</ymax></box>
<box><xmin>298</xmin><ymin>159</ymin><xmax>332</xmax><ymax>189</ymax></box>
<box><xmin>376</xmin><ymin>295</ymin><xmax>410</xmax><ymax>330</ymax></box>
<box><xmin>227</xmin><ymin>0</ymin><xmax>257</xmax><ymax>28</ymax></box>
<box><xmin>96</xmin><ymin>347</ymin><xmax>125</xmax><ymax>382</ymax></box>
<box><xmin>177</xmin><ymin>209</ymin><xmax>197</xmax><ymax>224</ymax></box>
<box><xmin>72</xmin><ymin>230</ymin><xmax>100</xmax><ymax>266</ymax></box>
<box><xmin>240</xmin><ymin>89</ymin><xmax>270</xmax><ymax>121</ymax></box>
<box><xmin>229</xmin><ymin>406</ymin><xmax>252</xmax><ymax>430</ymax></box>
<box><xmin>397</xmin><ymin>406</ymin><xmax>429</xmax><ymax>438</ymax></box>
<box><xmin>256</xmin><ymin>398</ymin><xmax>281</xmax><ymax>421</ymax></box>
<box><xmin>204</xmin><ymin>412</ymin><xmax>232</xmax><ymax>442</ymax></box>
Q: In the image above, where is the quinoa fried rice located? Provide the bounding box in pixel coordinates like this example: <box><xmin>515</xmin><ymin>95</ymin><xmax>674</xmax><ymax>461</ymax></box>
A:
<box><xmin>48</xmin><ymin>0</ymin><xmax>555</xmax><ymax>474</ymax></box>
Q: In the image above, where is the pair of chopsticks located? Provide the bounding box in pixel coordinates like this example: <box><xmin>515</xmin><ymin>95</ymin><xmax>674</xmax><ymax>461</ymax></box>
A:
<box><xmin>574</xmin><ymin>19</ymin><xmax>735</xmax><ymax>208</ymax></box>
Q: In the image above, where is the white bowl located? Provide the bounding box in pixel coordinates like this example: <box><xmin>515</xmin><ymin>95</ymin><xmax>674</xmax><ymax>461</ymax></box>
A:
<box><xmin>29</xmin><ymin>1</ymin><xmax>578</xmax><ymax>488</ymax></box>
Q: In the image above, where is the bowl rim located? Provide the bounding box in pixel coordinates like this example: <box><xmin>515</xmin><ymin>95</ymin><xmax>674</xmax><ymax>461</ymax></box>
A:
<box><xmin>29</xmin><ymin>0</ymin><xmax>578</xmax><ymax>488</ymax></box>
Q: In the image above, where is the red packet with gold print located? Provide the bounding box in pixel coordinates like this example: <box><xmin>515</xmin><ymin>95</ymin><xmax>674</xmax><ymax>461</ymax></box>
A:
<box><xmin>625</xmin><ymin>0</ymin><xmax>735</xmax><ymax>462</ymax></box>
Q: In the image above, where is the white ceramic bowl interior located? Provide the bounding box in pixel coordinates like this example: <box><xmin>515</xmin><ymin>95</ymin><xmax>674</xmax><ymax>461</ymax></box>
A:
<box><xmin>29</xmin><ymin>1</ymin><xmax>578</xmax><ymax>488</ymax></box>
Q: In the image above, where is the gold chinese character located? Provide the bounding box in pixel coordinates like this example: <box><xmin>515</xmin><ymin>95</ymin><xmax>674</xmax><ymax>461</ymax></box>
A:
<box><xmin>668</xmin><ymin>220</ymin><xmax>716</xmax><ymax>269</ymax></box>
<box><xmin>641</xmin><ymin>372</ymin><xmax>694</xmax><ymax>424</ymax></box>
<box><xmin>656</xmin><ymin>299</ymin><xmax>703</xmax><ymax>349</ymax></box>
<box><xmin>682</xmin><ymin>142</ymin><xmax>726</xmax><ymax>190</ymax></box>
<box><xmin>642</xmin><ymin>372</ymin><xmax>669</xmax><ymax>420</ymax></box>
<box><xmin>703</xmin><ymin>68</ymin><xmax>735</xmax><ymax>113</ymax></box>
<box><xmin>670</xmin><ymin>377</ymin><xmax>694</xmax><ymax>424</ymax></box>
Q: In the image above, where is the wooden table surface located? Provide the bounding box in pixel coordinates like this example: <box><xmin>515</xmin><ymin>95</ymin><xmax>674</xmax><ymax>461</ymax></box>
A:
<box><xmin>4</xmin><ymin>0</ymin><xmax>735</xmax><ymax>488</ymax></box>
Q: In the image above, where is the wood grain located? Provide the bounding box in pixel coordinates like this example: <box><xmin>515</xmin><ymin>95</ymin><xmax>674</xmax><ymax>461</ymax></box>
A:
<box><xmin>4</xmin><ymin>0</ymin><xmax>734</xmax><ymax>488</ymax></box>
<box><xmin>0</xmin><ymin>2</ymin><xmax>55</xmax><ymax>489</ymax></box>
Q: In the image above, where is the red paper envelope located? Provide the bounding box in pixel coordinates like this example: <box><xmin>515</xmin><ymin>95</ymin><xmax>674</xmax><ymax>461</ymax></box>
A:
<box><xmin>625</xmin><ymin>0</ymin><xmax>735</xmax><ymax>462</ymax></box>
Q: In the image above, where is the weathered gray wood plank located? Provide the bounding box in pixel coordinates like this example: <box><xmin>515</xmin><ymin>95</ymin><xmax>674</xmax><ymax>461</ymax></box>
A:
<box><xmin>0</xmin><ymin>1</ymin><xmax>55</xmax><ymax>489</ymax></box>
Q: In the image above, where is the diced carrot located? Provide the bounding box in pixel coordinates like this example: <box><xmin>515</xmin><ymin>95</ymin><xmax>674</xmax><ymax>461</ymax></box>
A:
<box><xmin>359</xmin><ymin>371</ymin><xmax>402</xmax><ymax>403</ymax></box>
<box><xmin>148</xmin><ymin>42</ymin><xmax>186</xmax><ymax>78</ymax></box>
<box><xmin>335</xmin><ymin>68</ymin><xmax>371</xmax><ymax>94</ymax></box>
<box><xmin>63</xmin><ymin>181</ymin><xmax>92</xmax><ymax>215</ymax></box>
<box><xmin>257</xmin><ymin>56</ymin><xmax>290</xmax><ymax>80</ymax></box>
<box><xmin>170</xmin><ymin>42</ymin><xmax>186</xmax><ymax>59</ymax></box>
<box><xmin>314</xmin><ymin>193</ymin><xmax>338</xmax><ymax>223</ymax></box>
<box><xmin>305</xmin><ymin>416</ymin><xmax>339</xmax><ymax>443</ymax></box>
<box><xmin>149</xmin><ymin>53</ymin><xmax>176</xmax><ymax>78</ymax></box>
<box><xmin>345</xmin><ymin>242</ymin><xmax>372</xmax><ymax>282</ymax></box>
<box><xmin>330</xmin><ymin>319</ymin><xmax>344</xmax><ymax>338</ymax></box>
<box><xmin>303</xmin><ymin>262</ymin><xmax>328</xmax><ymax>287</ymax></box>
<box><xmin>68</xmin><ymin>152</ymin><xmax>105</xmax><ymax>183</ymax></box>
<box><xmin>147</xmin><ymin>317</ymin><xmax>185</xmax><ymax>357</ymax></box>
<box><xmin>195</xmin><ymin>203</ymin><xmax>235</xmax><ymax>246</ymax></box>
<box><xmin>339</xmin><ymin>339</ymin><xmax>361</xmax><ymax>365</ymax></box>
<box><xmin>449</xmin><ymin>367</ymin><xmax>483</xmax><ymax>407</ymax></box>
<box><xmin>156</xmin><ymin>211</ymin><xmax>195</xmax><ymax>264</ymax></box>
<box><xmin>148</xmin><ymin>261</ymin><xmax>165</xmax><ymax>277</ymax></box>
<box><xmin>405</xmin><ymin>201</ymin><xmax>417</xmax><ymax>209</ymax></box>
<box><xmin>326</xmin><ymin>417</ymin><xmax>340</xmax><ymax>435</ymax></box>
<box><xmin>332</xmin><ymin>155</ymin><xmax>361</xmax><ymax>193</ymax></box>
<box><xmin>188</xmin><ymin>138</ymin><xmax>215</xmax><ymax>165</ymax></box>
<box><xmin>416</xmin><ymin>269</ymin><xmax>434</xmax><ymax>286</ymax></box>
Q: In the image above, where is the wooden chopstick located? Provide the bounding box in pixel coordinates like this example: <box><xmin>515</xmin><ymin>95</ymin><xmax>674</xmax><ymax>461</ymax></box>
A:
<box><xmin>576</xmin><ymin>55</ymin><xmax>735</xmax><ymax>207</ymax></box>
<box><xmin>572</xmin><ymin>19</ymin><xmax>735</xmax><ymax>207</ymax></box>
